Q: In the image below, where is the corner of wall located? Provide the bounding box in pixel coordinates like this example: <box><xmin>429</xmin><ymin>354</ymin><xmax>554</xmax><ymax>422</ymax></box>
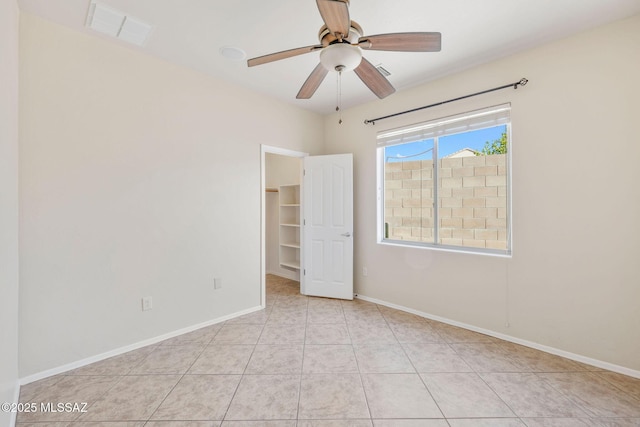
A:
<box><xmin>0</xmin><ymin>0</ymin><xmax>21</xmax><ymax>426</ymax></box>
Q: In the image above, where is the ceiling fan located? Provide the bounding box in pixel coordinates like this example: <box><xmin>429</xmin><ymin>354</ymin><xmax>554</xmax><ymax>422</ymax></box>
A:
<box><xmin>246</xmin><ymin>0</ymin><xmax>441</xmax><ymax>100</ymax></box>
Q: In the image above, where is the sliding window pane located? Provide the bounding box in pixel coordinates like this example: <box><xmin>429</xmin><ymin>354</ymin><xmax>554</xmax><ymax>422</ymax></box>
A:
<box><xmin>437</xmin><ymin>126</ymin><xmax>508</xmax><ymax>250</ymax></box>
<box><xmin>383</xmin><ymin>139</ymin><xmax>435</xmax><ymax>243</ymax></box>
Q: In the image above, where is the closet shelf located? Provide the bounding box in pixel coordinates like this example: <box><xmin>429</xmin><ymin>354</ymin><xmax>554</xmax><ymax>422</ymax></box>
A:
<box><xmin>279</xmin><ymin>184</ymin><xmax>301</xmax><ymax>272</ymax></box>
<box><xmin>281</xmin><ymin>242</ymin><xmax>300</xmax><ymax>249</ymax></box>
<box><xmin>280</xmin><ymin>260</ymin><xmax>300</xmax><ymax>270</ymax></box>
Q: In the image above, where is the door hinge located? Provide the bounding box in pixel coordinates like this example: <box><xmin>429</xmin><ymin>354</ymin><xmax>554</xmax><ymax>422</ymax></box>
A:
<box><xmin>303</xmin><ymin>169</ymin><xmax>306</xmax><ymax>176</ymax></box>
<box><xmin>303</xmin><ymin>269</ymin><xmax>306</xmax><ymax>275</ymax></box>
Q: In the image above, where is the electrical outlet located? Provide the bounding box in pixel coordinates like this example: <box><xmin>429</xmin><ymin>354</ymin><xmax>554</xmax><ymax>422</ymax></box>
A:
<box><xmin>214</xmin><ymin>277</ymin><xmax>222</xmax><ymax>290</ymax></box>
<box><xmin>362</xmin><ymin>267</ymin><xmax>368</xmax><ymax>277</ymax></box>
<box><xmin>141</xmin><ymin>296</ymin><xmax>152</xmax><ymax>311</ymax></box>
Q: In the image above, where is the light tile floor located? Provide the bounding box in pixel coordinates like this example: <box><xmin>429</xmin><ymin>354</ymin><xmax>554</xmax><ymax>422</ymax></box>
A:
<box><xmin>16</xmin><ymin>275</ymin><xmax>640</xmax><ymax>426</ymax></box>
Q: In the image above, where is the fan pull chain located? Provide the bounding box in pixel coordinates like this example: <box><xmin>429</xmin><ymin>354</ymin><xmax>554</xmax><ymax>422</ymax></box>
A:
<box><xmin>336</xmin><ymin>69</ymin><xmax>343</xmax><ymax>125</ymax></box>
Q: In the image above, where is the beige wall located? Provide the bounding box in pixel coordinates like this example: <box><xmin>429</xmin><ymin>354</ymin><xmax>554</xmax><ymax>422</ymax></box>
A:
<box><xmin>324</xmin><ymin>14</ymin><xmax>640</xmax><ymax>371</ymax></box>
<box><xmin>18</xmin><ymin>13</ymin><xmax>324</xmax><ymax>377</ymax></box>
<box><xmin>0</xmin><ymin>0</ymin><xmax>20</xmax><ymax>422</ymax></box>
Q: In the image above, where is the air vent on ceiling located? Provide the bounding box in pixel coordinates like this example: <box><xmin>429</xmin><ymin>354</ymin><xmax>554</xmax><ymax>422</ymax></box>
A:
<box><xmin>375</xmin><ymin>64</ymin><xmax>392</xmax><ymax>77</ymax></box>
<box><xmin>86</xmin><ymin>1</ymin><xmax>152</xmax><ymax>47</ymax></box>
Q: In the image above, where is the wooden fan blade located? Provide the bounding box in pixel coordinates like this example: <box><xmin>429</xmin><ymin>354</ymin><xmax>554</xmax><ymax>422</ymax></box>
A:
<box><xmin>297</xmin><ymin>63</ymin><xmax>329</xmax><ymax>99</ymax></box>
<box><xmin>247</xmin><ymin>45</ymin><xmax>323</xmax><ymax>67</ymax></box>
<box><xmin>358</xmin><ymin>32</ymin><xmax>441</xmax><ymax>52</ymax></box>
<box><xmin>354</xmin><ymin>58</ymin><xmax>395</xmax><ymax>99</ymax></box>
<box><xmin>316</xmin><ymin>0</ymin><xmax>350</xmax><ymax>38</ymax></box>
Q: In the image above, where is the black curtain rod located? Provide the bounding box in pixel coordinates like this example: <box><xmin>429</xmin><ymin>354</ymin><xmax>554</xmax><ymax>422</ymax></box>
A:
<box><xmin>364</xmin><ymin>78</ymin><xmax>528</xmax><ymax>125</ymax></box>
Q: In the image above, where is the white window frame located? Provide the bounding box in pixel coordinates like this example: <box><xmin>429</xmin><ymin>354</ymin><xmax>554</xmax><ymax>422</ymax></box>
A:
<box><xmin>376</xmin><ymin>104</ymin><xmax>512</xmax><ymax>257</ymax></box>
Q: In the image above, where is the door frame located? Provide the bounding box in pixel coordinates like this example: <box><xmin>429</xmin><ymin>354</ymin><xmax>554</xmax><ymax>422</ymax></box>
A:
<box><xmin>260</xmin><ymin>145</ymin><xmax>308</xmax><ymax>308</ymax></box>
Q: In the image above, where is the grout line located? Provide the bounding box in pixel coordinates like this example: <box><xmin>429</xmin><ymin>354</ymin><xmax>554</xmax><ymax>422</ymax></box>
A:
<box><xmin>474</xmin><ymin>371</ymin><xmax>520</xmax><ymax>419</ymax></box>
<box><xmin>295</xmin><ymin>293</ymin><xmax>310</xmax><ymax>420</ymax></box>
<box><xmin>219</xmin><ymin>313</ymin><xmax>267</xmax><ymax>422</ymax></box>
<box><xmin>381</xmin><ymin>304</ymin><xmax>448</xmax><ymax>421</ymax></box>
<box><xmin>144</xmin><ymin>332</ymin><xmax>215</xmax><ymax>423</ymax></box>
<box><xmin>348</xmin><ymin>307</ymin><xmax>372</xmax><ymax>421</ymax></box>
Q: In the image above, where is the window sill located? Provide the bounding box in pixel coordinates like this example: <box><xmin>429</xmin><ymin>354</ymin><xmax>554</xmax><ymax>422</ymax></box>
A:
<box><xmin>378</xmin><ymin>239</ymin><xmax>512</xmax><ymax>258</ymax></box>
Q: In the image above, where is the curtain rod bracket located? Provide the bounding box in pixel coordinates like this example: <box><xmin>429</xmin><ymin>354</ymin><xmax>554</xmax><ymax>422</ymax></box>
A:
<box><xmin>364</xmin><ymin>77</ymin><xmax>528</xmax><ymax>125</ymax></box>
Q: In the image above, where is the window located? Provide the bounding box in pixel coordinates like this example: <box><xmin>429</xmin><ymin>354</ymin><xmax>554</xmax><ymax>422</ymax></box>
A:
<box><xmin>377</xmin><ymin>104</ymin><xmax>511</xmax><ymax>255</ymax></box>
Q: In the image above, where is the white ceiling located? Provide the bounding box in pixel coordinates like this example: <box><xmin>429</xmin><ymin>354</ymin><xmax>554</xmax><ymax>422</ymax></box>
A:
<box><xmin>18</xmin><ymin>0</ymin><xmax>640</xmax><ymax>115</ymax></box>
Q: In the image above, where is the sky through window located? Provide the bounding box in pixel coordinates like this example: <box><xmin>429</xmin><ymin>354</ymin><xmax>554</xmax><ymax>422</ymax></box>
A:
<box><xmin>385</xmin><ymin>125</ymin><xmax>506</xmax><ymax>161</ymax></box>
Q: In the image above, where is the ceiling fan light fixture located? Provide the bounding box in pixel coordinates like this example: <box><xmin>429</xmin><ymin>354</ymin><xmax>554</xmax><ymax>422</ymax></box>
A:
<box><xmin>320</xmin><ymin>43</ymin><xmax>362</xmax><ymax>72</ymax></box>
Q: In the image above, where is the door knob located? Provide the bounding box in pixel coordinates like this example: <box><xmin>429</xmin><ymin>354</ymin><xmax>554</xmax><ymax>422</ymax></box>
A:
<box><xmin>341</xmin><ymin>232</ymin><xmax>351</xmax><ymax>237</ymax></box>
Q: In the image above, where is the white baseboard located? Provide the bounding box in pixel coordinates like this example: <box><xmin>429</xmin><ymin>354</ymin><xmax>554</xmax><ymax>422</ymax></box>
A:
<box><xmin>265</xmin><ymin>269</ymin><xmax>283</xmax><ymax>277</ymax></box>
<box><xmin>356</xmin><ymin>293</ymin><xmax>640</xmax><ymax>380</ymax></box>
<box><xmin>19</xmin><ymin>305</ymin><xmax>264</xmax><ymax>386</ymax></box>
<box><xmin>266</xmin><ymin>269</ymin><xmax>299</xmax><ymax>281</ymax></box>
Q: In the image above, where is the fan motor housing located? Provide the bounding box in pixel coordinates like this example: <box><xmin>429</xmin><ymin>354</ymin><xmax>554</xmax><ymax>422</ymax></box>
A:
<box><xmin>318</xmin><ymin>20</ymin><xmax>363</xmax><ymax>46</ymax></box>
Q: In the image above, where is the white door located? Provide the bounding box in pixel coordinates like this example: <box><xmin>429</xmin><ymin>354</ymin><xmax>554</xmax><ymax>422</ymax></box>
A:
<box><xmin>302</xmin><ymin>153</ymin><xmax>353</xmax><ymax>300</ymax></box>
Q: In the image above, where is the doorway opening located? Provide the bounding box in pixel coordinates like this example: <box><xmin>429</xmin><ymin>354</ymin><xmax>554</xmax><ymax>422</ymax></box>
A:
<box><xmin>260</xmin><ymin>145</ymin><xmax>307</xmax><ymax>308</ymax></box>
